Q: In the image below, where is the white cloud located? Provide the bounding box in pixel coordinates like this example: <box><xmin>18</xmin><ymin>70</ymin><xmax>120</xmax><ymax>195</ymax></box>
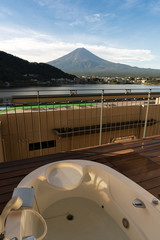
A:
<box><xmin>0</xmin><ymin>25</ymin><xmax>155</xmax><ymax>66</ymax></box>
<box><xmin>85</xmin><ymin>12</ymin><xmax>116</xmax><ymax>25</ymax></box>
<box><xmin>149</xmin><ymin>0</ymin><xmax>160</xmax><ymax>13</ymax></box>
<box><xmin>104</xmin><ymin>13</ymin><xmax>115</xmax><ymax>18</ymax></box>
<box><xmin>85</xmin><ymin>14</ymin><xmax>101</xmax><ymax>23</ymax></box>
<box><xmin>96</xmin><ymin>47</ymin><xmax>154</xmax><ymax>61</ymax></box>
<box><xmin>69</xmin><ymin>20</ymin><xmax>82</xmax><ymax>26</ymax></box>
<box><xmin>94</xmin><ymin>13</ymin><xmax>101</xmax><ymax>18</ymax></box>
<box><xmin>34</xmin><ymin>0</ymin><xmax>52</xmax><ymax>7</ymax></box>
<box><xmin>0</xmin><ymin>5</ymin><xmax>13</xmax><ymax>18</ymax></box>
<box><xmin>85</xmin><ymin>45</ymin><xmax>155</xmax><ymax>67</ymax></box>
<box><xmin>35</xmin><ymin>0</ymin><xmax>80</xmax><ymax>20</ymax></box>
<box><xmin>122</xmin><ymin>0</ymin><xmax>140</xmax><ymax>8</ymax></box>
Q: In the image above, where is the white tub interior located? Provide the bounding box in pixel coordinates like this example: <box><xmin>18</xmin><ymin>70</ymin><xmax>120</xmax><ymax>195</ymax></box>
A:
<box><xmin>5</xmin><ymin>160</ymin><xmax>160</xmax><ymax>240</ymax></box>
<box><xmin>43</xmin><ymin>197</ymin><xmax>129</xmax><ymax>240</ymax></box>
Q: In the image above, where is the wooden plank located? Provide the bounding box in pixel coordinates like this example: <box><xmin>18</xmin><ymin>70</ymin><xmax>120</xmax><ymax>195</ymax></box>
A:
<box><xmin>0</xmin><ymin>176</ymin><xmax>23</xmax><ymax>187</ymax></box>
<box><xmin>148</xmin><ymin>157</ymin><xmax>160</xmax><ymax>164</ymax></box>
<box><xmin>131</xmin><ymin>168</ymin><xmax>160</xmax><ymax>183</ymax></box>
<box><xmin>0</xmin><ymin>202</ymin><xmax>7</xmax><ymax>214</ymax></box>
<box><xmin>139</xmin><ymin>176</ymin><xmax>160</xmax><ymax>190</ymax></box>
<box><xmin>124</xmin><ymin>163</ymin><xmax>159</xmax><ymax>179</ymax></box>
<box><xmin>138</xmin><ymin>146</ymin><xmax>160</xmax><ymax>155</ymax></box>
<box><xmin>0</xmin><ymin>192</ymin><xmax>13</xmax><ymax>204</ymax></box>
<box><xmin>0</xmin><ymin>184</ymin><xmax>18</xmax><ymax>195</ymax></box>
<box><xmin>147</xmin><ymin>186</ymin><xmax>160</xmax><ymax>198</ymax></box>
<box><xmin>1</xmin><ymin>135</ymin><xmax>160</xmax><ymax>214</ymax></box>
<box><xmin>0</xmin><ymin>167</ymin><xmax>36</xmax><ymax>180</ymax></box>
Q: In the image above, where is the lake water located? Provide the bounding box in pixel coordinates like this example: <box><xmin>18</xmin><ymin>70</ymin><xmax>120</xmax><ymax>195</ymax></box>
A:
<box><xmin>0</xmin><ymin>84</ymin><xmax>160</xmax><ymax>98</ymax></box>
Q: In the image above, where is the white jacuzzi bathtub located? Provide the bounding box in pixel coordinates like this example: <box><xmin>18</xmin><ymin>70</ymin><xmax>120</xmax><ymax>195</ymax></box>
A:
<box><xmin>5</xmin><ymin>160</ymin><xmax>160</xmax><ymax>240</ymax></box>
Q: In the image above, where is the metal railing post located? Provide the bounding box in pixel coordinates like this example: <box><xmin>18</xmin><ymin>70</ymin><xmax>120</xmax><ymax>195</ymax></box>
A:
<box><xmin>99</xmin><ymin>89</ymin><xmax>104</xmax><ymax>145</ymax></box>
<box><xmin>37</xmin><ymin>91</ymin><xmax>42</xmax><ymax>155</ymax></box>
<box><xmin>143</xmin><ymin>89</ymin><xmax>151</xmax><ymax>138</ymax></box>
<box><xmin>0</xmin><ymin>121</ymin><xmax>5</xmax><ymax>162</ymax></box>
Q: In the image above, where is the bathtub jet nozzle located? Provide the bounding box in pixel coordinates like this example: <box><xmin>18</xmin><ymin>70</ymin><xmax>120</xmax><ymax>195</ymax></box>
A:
<box><xmin>132</xmin><ymin>199</ymin><xmax>146</xmax><ymax>208</ymax></box>
<box><xmin>66</xmin><ymin>214</ymin><xmax>74</xmax><ymax>221</ymax></box>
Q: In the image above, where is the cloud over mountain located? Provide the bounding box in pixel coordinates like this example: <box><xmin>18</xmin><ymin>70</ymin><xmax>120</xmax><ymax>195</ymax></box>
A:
<box><xmin>47</xmin><ymin>48</ymin><xmax>160</xmax><ymax>77</ymax></box>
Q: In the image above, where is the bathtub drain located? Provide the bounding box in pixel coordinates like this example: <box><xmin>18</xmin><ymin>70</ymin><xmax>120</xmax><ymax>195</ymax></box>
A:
<box><xmin>66</xmin><ymin>214</ymin><xmax>74</xmax><ymax>221</ymax></box>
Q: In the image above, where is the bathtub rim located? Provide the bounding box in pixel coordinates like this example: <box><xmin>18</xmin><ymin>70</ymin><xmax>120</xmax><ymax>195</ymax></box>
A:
<box><xmin>17</xmin><ymin>159</ymin><xmax>160</xmax><ymax>211</ymax></box>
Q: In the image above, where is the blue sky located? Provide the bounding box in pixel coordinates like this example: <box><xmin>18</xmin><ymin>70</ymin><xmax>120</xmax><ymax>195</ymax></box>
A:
<box><xmin>0</xmin><ymin>0</ymin><xmax>160</xmax><ymax>69</ymax></box>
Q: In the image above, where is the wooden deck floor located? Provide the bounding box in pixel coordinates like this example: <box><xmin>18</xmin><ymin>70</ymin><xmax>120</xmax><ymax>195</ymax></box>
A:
<box><xmin>1</xmin><ymin>135</ymin><xmax>160</xmax><ymax>213</ymax></box>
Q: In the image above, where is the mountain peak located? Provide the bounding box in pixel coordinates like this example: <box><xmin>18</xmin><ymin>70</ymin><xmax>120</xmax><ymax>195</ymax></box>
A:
<box><xmin>48</xmin><ymin>48</ymin><xmax>160</xmax><ymax>77</ymax></box>
<box><xmin>66</xmin><ymin>47</ymin><xmax>91</xmax><ymax>60</ymax></box>
<box><xmin>73</xmin><ymin>47</ymin><xmax>87</xmax><ymax>51</ymax></box>
<box><xmin>71</xmin><ymin>47</ymin><xmax>89</xmax><ymax>52</ymax></box>
<box><xmin>58</xmin><ymin>47</ymin><xmax>98</xmax><ymax>61</ymax></box>
<box><xmin>47</xmin><ymin>47</ymin><xmax>106</xmax><ymax>75</ymax></box>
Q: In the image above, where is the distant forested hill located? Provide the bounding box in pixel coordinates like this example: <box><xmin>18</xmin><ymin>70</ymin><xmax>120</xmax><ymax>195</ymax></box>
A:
<box><xmin>0</xmin><ymin>51</ymin><xmax>75</xmax><ymax>87</ymax></box>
